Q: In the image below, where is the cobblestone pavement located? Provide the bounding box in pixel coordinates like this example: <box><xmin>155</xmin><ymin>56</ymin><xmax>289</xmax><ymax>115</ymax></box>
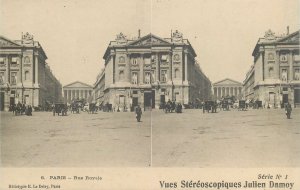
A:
<box><xmin>152</xmin><ymin>108</ymin><xmax>300</xmax><ymax>167</ymax></box>
<box><xmin>0</xmin><ymin>111</ymin><xmax>151</xmax><ymax>167</ymax></box>
<box><xmin>1</xmin><ymin>108</ymin><xmax>299</xmax><ymax>167</ymax></box>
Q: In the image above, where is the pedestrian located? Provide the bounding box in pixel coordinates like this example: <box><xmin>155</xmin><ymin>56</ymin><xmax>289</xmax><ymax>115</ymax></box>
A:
<box><xmin>285</xmin><ymin>102</ymin><xmax>292</xmax><ymax>119</ymax></box>
<box><xmin>52</xmin><ymin>103</ymin><xmax>55</xmax><ymax>116</ymax></box>
<box><xmin>135</xmin><ymin>105</ymin><xmax>142</xmax><ymax>122</ymax></box>
<box><xmin>26</xmin><ymin>105</ymin><xmax>32</xmax><ymax>116</ymax></box>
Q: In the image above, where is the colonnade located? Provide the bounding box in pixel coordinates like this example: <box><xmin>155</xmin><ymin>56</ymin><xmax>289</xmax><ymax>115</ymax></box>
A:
<box><xmin>64</xmin><ymin>89</ymin><xmax>92</xmax><ymax>103</ymax></box>
<box><xmin>213</xmin><ymin>86</ymin><xmax>242</xmax><ymax>99</ymax></box>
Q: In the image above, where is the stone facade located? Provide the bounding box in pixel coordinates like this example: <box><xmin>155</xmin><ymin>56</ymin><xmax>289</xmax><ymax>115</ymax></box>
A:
<box><xmin>63</xmin><ymin>81</ymin><xmax>93</xmax><ymax>103</ymax></box>
<box><xmin>243</xmin><ymin>29</ymin><xmax>300</xmax><ymax>108</ymax></box>
<box><xmin>0</xmin><ymin>33</ymin><xmax>62</xmax><ymax>111</ymax></box>
<box><xmin>94</xmin><ymin>31</ymin><xmax>212</xmax><ymax>111</ymax></box>
<box><xmin>212</xmin><ymin>78</ymin><xmax>243</xmax><ymax>100</ymax></box>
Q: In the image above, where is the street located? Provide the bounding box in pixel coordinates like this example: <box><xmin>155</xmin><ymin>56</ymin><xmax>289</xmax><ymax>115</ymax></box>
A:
<box><xmin>152</xmin><ymin>108</ymin><xmax>300</xmax><ymax>167</ymax></box>
<box><xmin>1</xmin><ymin>108</ymin><xmax>299</xmax><ymax>167</ymax></box>
<box><xmin>0</xmin><ymin>111</ymin><xmax>151</xmax><ymax>167</ymax></box>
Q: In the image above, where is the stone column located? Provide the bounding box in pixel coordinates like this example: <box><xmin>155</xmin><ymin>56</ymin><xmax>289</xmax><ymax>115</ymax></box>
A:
<box><xmin>276</xmin><ymin>50</ymin><xmax>280</xmax><ymax>78</ymax></box>
<box><xmin>220</xmin><ymin>87</ymin><xmax>223</xmax><ymax>98</ymax></box>
<box><xmin>289</xmin><ymin>50</ymin><xmax>293</xmax><ymax>81</ymax></box>
<box><xmin>127</xmin><ymin>54</ymin><xmax>131</xmax><ymax>83</ymax></box>
<box><xmin>169</xmin><ymin>52</ymin><xmax>172</xmax><ymax>82</ymax></box>
<box><xmin>65</xmin><ymin>90</ymin><xmax>68</xmax><ymax>103</ymax></box>
<box><xmin>184</xmin><ymin>51</ymin><xmax>188</xmax><ymax>82</ymax></box>
<box><xmin>214</xmin><ymin>87</ymin><xmax>217</xmax><ymax>99</ymax></box>
<box><xmin>140</xmin><ymin>54</ymin><xmax>144</xmax><ymax>84</ymax></box>
<box><xmin>35</xmin><ymin>55</ymin><xmax>39</xmax><ymax>85</ymax></box>
<box><xmin>156</xmin><ymin>53</ymin><xmax>159</xmax><ymax>81</ymax></box>
<box><xmin>70</xmin><ymin>90</ymin><xmax>73</xmax><ymax>101</ymax></box>
<box><xmin>4</xmin><ymin>55</ymin><xmax>10</xmax><ymax>111</ymax></box>
<box><xmin>112</xmin><ymin>54</ymin><xmax>116</xmax><ymax>84</ymax></box>
<box><xmin>5</xmin><ymin>55</ymin><xmax>9</xmax><ymax>85</ymax></box>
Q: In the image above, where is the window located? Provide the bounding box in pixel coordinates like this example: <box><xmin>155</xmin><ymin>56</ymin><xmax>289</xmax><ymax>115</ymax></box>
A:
<box><xmin>151</xmin><ymin>70</ymin><xmax>156</xmax><ymax>82</ymax></box>
<box><xmin>294</xmin><ymin>55</ymin><xmax>300</xmax><ymax>62</ymax></box>
<box><xmin>11</xmin><ymin>57</ymin><xmax>18</xmax><ymax>64</ymax></box>
<box><xmin>144</xmin><ymin>58</ymin><xmax>151</xmax><ymax>65</ymax></box>
<box><xmin>131</xmin><ymin>72</ymin><xmax>138</xmax><ymax>84</ymax></box>
<box><xmin>132</xmin><ymin>58</ymin><xmax>138</xmax><ymax>65</ymax></box>
<box><xmin>24</xmin><ymin>56</ymin><xmax>30</xmax><ymax>63</ymax></box>
<box><xmin>151</xmin><ymin>55</ymin><xmax>156</xmax><ymax>63</ymax></box>
<box><xmin>268</xmin><ymin>53</ymin><xmax>274</xmax><ymax>60</ymax></box>
<box><xmin>295</xmin><ymin>69</ymin><xmax>300</xmax><ymax>80</ymax></box>
<box><xmin>0</xmin><ymin>72</ymin><xmax>4</xmax><ymax>84</ymax></box>
<box><xmin>161</xmin><ymin>70</ymin><xmax>167</xmax><ymax>83</ymax></box>
<box><xmin>119</xmin><ymin>56</ymin><xmax>125</xmax><ymax>63</ymax></box>
<box><xmin>174</xmin><ymin>69</ymin><xmax>180</xmax><ymax>78</ymax></box>
<box><xmin>0</xmin><ymin>57</ymin><xmax>4</xmax><ymax>64</ymax></box>
<box><xmin>280</xmin><ymin>54</ymin><xmax>287</xmax><ymax>62</ymax></box>
<box><xmin>144</xmin><ymin>72</ymin><xmax>151</xmax><ymax>84</ymax></box>
<box><xmin>281</xmin><ymin>69</ymin><xmax>287</xmax><ymax>81</ymax></box>
<box><xmin>268</xmin><ymin>67</ymin><xmax>274</xmax><ymax>78</ymax></box>
<box><xmin>25</xmin><ymin>71</ymin><xmax>30</xmax><ymax>81</ymax></box>
<box><xmin>11</xmin><ymin>72</ymin><xmax>17</xmax><ymax>85</ymax></box>
<box><xmin>161</xmin><ymin>55</ymin><xmax>168</xmax><ymax>62</ymax></box>
<box><xmin>119</xmin><ymin>70</ymin><xmax>124</xmax><ymax>81</ymax></box>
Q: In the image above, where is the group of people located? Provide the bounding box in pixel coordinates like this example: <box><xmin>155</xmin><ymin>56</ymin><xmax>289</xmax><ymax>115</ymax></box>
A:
<box><xmin>161</xmin><ymin>100</ymin><xmax>183</xmax><ymax>113</ymax></box>
<box><xmin>10</xmin><ymin>102</ymin><xmax>33</xmax><ymax>116</ymax></box>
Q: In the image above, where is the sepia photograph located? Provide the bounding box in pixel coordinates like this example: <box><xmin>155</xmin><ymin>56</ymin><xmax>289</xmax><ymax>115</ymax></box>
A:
<box><xmin>0</xmin><ymin>0</ymin><xmax>299</xmax><ymax>189</ymax></box>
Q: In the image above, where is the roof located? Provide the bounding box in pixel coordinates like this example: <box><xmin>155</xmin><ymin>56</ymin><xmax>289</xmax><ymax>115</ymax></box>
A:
<box><xmin>103</xmin><ymin>32</ymin><xmax>197</xmax><ymax>59</ymax></box>
<box><xmin>0</xmin><ymin>35</ymin><xmax>22</xmax><ymax>47</ymax></box>
<box><xmin>252</xmin><ymin>29</ymin><xmax>300</xmax><ymax>56</ymax></box>
<box><xmin>0</xmin><ymin>35</ymin><xmax>48</xmax><ymax>59</ymax></box>
<box><xmin>213</xmin><ymin>78</ymin><xmax>243</xmax><ymax>86</ymax></box>
<box><xmin>63</xmin><ymin>81</ymin><xmax>93</xmax><ymax>88</ymax></box>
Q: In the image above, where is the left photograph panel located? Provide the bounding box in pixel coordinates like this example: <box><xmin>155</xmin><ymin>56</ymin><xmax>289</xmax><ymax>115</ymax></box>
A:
<box><xmin>0</xmin><ymin>0</ymin><xmax>152</xmax><ymax>167</ymax></box>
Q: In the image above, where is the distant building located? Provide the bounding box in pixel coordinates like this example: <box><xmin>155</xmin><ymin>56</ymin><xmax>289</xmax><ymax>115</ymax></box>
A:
<box><xmin>93</xmin><ymin>69</ymin><xmax>105</xmax><ymax>106</ymax></box>
<box><xmin>94</xmin><ymin>30</ymin><xmax>211</xmax><ymax>111</ymax></box>
<box><xmin>243</xmin><ymin>28</ymin><xmax>300</xmax><ymax>108</ymax></box>
<box><xmin>0</xmin><ymin>33</ymin><xmax>62</xmax><ymax>111</ymax></box>
<box><xmin>63</xmin><ymin>81</ymin><xmax>93</xmax><ymax>103</ymax></box>
<box><xmin>212</xmin><ymin>78</ymin><xmax>243</xmax><ymax>99</ymax></box>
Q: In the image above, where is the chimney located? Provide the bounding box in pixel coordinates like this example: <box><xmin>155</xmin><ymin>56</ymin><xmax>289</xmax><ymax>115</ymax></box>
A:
<box><xmin>287</xmin><ymin>26</ymin><xmax>289</xmax><ymax>35</ymax></box>
<box><xmin>138</xmin><ymin>29</ymin><xmax>141</xmax><ymax>38</ymax></box>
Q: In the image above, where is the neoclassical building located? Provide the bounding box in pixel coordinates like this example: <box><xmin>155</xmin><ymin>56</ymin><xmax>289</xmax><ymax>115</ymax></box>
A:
<box><xmin>63</xmin><ymin>81</ymin><xmax>93</xmax><ymax>103</ymax></box>
<box><xmin>0</xmin><ymin>33</ymin><xmax>62</xmax><ymax>111</ymax></box>
<box><xmin>243</xmin><ymin>28</ymin><xmax>300</xmax><ymax>108</ymax></box>
<box><xmin>212</xmin><ymin>78</ymin><xmax>243</xmax><ymax>100</ymax></box>
<box><xmin>94</xmin><ymin>30</ymin><xmax>211</xmax><ymax>111</ymax></box>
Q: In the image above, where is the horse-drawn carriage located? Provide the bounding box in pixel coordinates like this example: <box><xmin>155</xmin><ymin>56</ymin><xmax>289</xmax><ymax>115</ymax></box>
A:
<box><xmin>70</xmin><ymin>101</ymin><xmax>80</xmax><ymax>114</ymax></box>
<box><xmin>164</xmin><ymin>101</ymin><xmax>176</xmax><ymax>113</ymax></box>
<box><xmin>53</xmin><ymin>103</ymin><xmax>68</xmax><ymax>116</ymax></box>
<box><xmin>88</xmin><ymin>103</ymin><xmax>97</xmax><ymax>114</ymax></box>
<box><xmin>221</xmin><ymin>99</ymin><xmax>230</xmax><ymax>111</ymax></box>
<box><xmin>238</xmin><ymin>100</ymin><xmax>246</xmax><ymax>111</ymax></box>
<box><xmin>203</xmin><ymin>101</ymin><xmax>217</xmax><ymax>113</ymax></box>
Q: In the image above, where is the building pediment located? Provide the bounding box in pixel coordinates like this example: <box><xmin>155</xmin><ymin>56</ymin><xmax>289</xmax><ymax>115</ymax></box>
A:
<box><xmin>128</xmin><ymin>34</ymin><xmax>171</xmax><ymax>46</ymax></box>
<box><xmin>64</xmin><ymin>81</ymin><xmax>93</xmax><ymax>88</ymax></box>
<box><xmin>213</xmin><ymin>78</ymin><xmax>242</xmax><ymax>86</ymax></box>
<box><xmin>0</xmin><ymin>36</ymin><xmax>21</xmax><ymax>47</ymax></box>
<box><xmin>277</xmin><ymin>30</ymin><xmax>299</xmax><ymax>43</ymax></box>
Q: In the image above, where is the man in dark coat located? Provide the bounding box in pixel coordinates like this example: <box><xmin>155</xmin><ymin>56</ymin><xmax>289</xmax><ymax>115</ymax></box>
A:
<box><xmin>135</xmin><ymin>105</ymin><xmax>142</xmax><ymax>122</ymax></box>
<box><xmin>285</xmin><ymin>102</ymin><xmax>292</xmax><ymax>119</ymax></box>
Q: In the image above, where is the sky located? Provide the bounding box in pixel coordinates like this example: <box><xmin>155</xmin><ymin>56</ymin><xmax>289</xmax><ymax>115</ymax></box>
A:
<box><xmin>1</xmin><ymin>0</ymin><xmax>299</xmax><ymax>86</ymax></box>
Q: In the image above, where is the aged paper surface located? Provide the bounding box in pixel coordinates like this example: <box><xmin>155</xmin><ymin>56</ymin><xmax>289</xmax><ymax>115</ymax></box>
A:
<box><xmin>0</xmin><ymin>0</ymin><xmax>299</xmax><ymax>189</ymax></box>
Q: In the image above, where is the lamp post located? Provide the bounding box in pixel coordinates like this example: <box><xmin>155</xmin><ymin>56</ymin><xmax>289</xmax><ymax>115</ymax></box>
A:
<box><xmin>171</xmin><ymin>81</ymin><xmax>175</xmax><ymax>101</ymax></box>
